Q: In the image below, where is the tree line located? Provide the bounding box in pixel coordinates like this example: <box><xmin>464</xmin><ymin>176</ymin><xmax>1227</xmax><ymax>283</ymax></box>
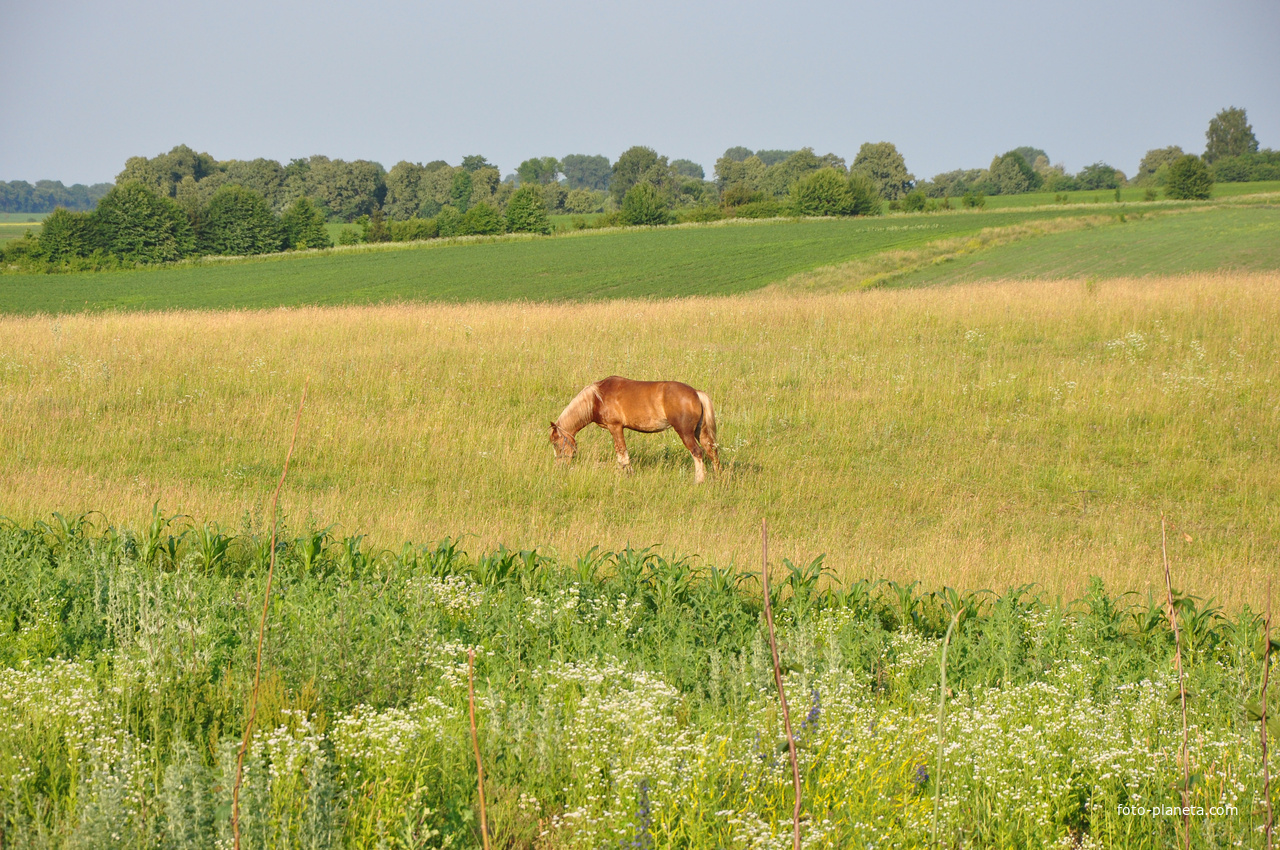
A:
<box><xmin>2</xmin><ymin>107</ymin><xmax>1271</xmax><ymax>271</ymax></box>
<box><xmin>0</xmin><ymin>180</ymin><xmax>113</xmax><ymax>213</ymax></box>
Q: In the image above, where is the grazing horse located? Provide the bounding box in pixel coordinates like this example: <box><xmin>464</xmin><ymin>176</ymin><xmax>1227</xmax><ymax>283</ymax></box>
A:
<box><xmin>550</xmin><ymin>376</ymin><xmax>721</xmax><ymax>483</ymax></box>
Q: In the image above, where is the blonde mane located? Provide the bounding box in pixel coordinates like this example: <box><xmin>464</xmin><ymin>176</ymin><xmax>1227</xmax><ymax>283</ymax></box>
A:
<box><xmin>555</xmin><ymin>382</ymin><xmax>601</xmax><ymax>433</ymax></box>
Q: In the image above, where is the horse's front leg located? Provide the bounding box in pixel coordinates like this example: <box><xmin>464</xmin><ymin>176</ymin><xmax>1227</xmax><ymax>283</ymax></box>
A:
<box><xmin>606</xmin><ymin>425</ymin><xmax>633</xmax><ymax>473</ymax></box>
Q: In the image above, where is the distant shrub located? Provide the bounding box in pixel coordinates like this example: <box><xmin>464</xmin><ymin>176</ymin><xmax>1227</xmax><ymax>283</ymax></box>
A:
<box><xmin>719</xmin><ymin>185</ymin><xmax>762</xmax><ymax>209</ymax></box>
<box><xmin>620</xmin><ymin>183</ymin><xmax>672</xmax><ymax>226</ymax></box>
<box><xmin>961</xmin><ymin>190</ymin><xmax>986</xmax><ymax>209</ymax></box>
<box><xmin>281</xmin><ymin>198</ymin><xmax>332</xmax><ymax>250</ymax></box>
<box><xmin>461</xmin><ymin>202</ymin><xmax>504</xmax><ymax>235</ymax></box>
<box><xmin>564</xmin><ymin>188</ymin><xmax>603</xmax><ymax>214</ymax></box>
<box><xmin>903</xmin><ymin>190</ymin><xmax>927</xmax><ymax>212</ymax></box>
<box><xmin>846</xmin><ymin>173</ymin><xmax>882</xmax><ymax>216</ymax></box>
<box><xmin>435</xmin><ymin>206</ymin><xmax>464</xmax><ymax>237</ymax></box>
<box><xmin>505</xmin><ymin>186</ymin><xmax>552</xmax><ymax>234</ymax></box>
<box><xmin>1165</xmin><ymin>155</ymin><xmax>1213</xmax><ymax>200</ymax></box>
<box><xmin>390</xmin><ymin>218</ymin><xmax>439</xmax><ymax>242</ymax></box>
<box><xmin>789</xmin><ymin>169</ymin><xmax>856</xmax><ymax>217</ymax></box>
<box><xmin>732</xmin><ymin>200</ymin><xmax>783</xmax><ymax>219</ymax></box>
<box><xmin>34</xmin><ymin>208</ymin><xmax>96</xmax><ymax>262</ymax></box>
<box><xmin>677</xmin><ymin>205</ymin><xmax>725</xmax><ymax>223</ymax></box>
<box><xmin>94</xmin><ymin>182</ymin><xmax>196</xmax><ymax>264</ymax></box>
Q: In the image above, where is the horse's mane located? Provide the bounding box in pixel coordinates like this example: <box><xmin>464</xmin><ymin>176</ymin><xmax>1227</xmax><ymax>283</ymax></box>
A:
<box><xmin>556</xmin><ymin>382</ymin><xmax>601</xmax><ymax>432</ymax></box>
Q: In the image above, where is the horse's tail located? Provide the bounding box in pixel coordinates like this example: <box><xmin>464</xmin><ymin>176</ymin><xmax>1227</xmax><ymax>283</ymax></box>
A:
<box><xmin>696</xmin><ymin>390</ymin><xmax>718</xmax><ymax>447</ymax></box>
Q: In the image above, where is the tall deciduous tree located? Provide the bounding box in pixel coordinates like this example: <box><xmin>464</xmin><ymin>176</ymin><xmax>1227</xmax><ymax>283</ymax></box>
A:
<box><xmin>1135</xmin><ymin>147</ymin><xmax>1185</xmax><ymax>186</ymax></box>
<box><xmin>1204</xmin><ymin>107</ymin><xmax>1259</xmax><ymax>163</ymax></box>
<box><xmin>561</xmin><ymin>154</ymin><xmax>611</xmax><ymax>191</ymax></box>
<box><xmin>611</xmin><ymin>147</ymin><xmax>662</xmax><ymax>205</ymax></box>
<box><xmin>517</xmin><ymin>157</ymin><xmax>561</xmax><ymax>185</ymax></box>
<box><xmin>850</xmin><ymin>142</ymin><xmax>915</xmax><ymax>200</ymax></box>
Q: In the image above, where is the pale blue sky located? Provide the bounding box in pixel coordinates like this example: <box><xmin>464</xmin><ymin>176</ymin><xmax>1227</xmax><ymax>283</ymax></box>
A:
<box><xmin>2</xmin><ymin>0</ymin><xmax>1276</xmax><ymax>185</ymax></box>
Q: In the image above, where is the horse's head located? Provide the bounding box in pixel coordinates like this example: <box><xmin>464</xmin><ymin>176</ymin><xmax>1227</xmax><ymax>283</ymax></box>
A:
<box><xmin>549</xmin><ymin>421</ymin><xmax>577</xmax><ymax>463</ymax></box>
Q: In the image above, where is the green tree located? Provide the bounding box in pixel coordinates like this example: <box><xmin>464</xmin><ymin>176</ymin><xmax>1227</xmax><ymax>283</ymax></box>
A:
<box><xmin>564</xmin><ymin>188</ymin><xmax>602</xmax><ymax>214</ymax></box>
<box><xmin>505</xmin><ymin>185</ymin><xmax>552</xmax><ymax>234</ymax></box>
<box><xmin>560</xmin><ymin>154</ymin><xmax>611</xmax><ymax>191</ymax></box>
<box><xmin>115</xmin><ymin>144</ymin><xmax>218</xmax><ymax>198</ymax></box>
<box><xmin>610</xmin><ymin>146</ymin><xmax>662</xmax><ymax>205</ymax></box>
<box><xmin>1135</xmin><ymin>146</ymin><xmax>1185</xmax><ymax>186</ymax></box>
<box><xmin>450</xmin><ymin>170</ymin><xmax>473</xmax><ymax>212</ymax></box>
<box><xmin>755</xmin><ymin>149</ymin><xmax>798</xmax><ymax>167</ymax></box>
<box><xmin>384</xmin><ymin>161</ymin><xmax>427</xmax><ymax>220</ymax></box>
<box><xmin>846</xmin><ymin>173</ymin><xmax>883</xmax><ymax>216</ymax></box>
<box><xmin>1165</xmin><ymin>154</ymin><xmax>1213</xmax><ymax>199</ymax></box>
<box><xmin>721</xmin><ymin>146</ymin><xmax>753</xmax><ymax>163</ymax></box>
<box><xmin>461</xmin><ymin>202</ymin><xmax>503</xmax><ymax>235</ymax></box>
<box><xmin>1010</xmin><ymin>147</ymin><xmax>1049</xmax><ymax>169</ymax></box>
<box><xmin>198</xmin><ymin>185</ymin><xmax>282</xmax><ymax>256</ymax></box>
<box><xmin>221</xmin><ymin>159</ymin><xmax>287</xmax><ymax>210</ymax></box>
<box><xmin>280</xmin><ymin>198</ymin><xmax>332</xmax><ymax>250</ymax></box>
<box><xmin>461</xmin><ymin>155</ymin><xmax>494</xmax><ymax>173</ymax></box>
<box><xmin>1076</xmin><ymin>162</ymin><xmax>1121</xmax><ymax>190</ymax></box>
<box><xmin>671</xmin><ymin>159</ymin><xmax>705</xmax><ymax>179</ymax></box>
<box><xmin>850</xmin><ymin>142</ymin><xmax>914</xmax><ymax>200</ymax></box>
<box><xmin>306</xmin><ymin>157</ymin><xmax>386</xmax><ymax>221</ymax></box>
<box><xmin>34</xmin><ymin>207</ymin><xmax>95</xmax><ymax>262</ymax></box>
<box><xmin>93</xmin><ymin>182</ymin><xmax>196</xmax><ymax>264</ymax></box>
<box><xmin>984</xmin><ymin>151</ymin><xmax>1042</xmax><ymax>194</ymax></box>
<box><xmin>366</xmin><ymin>206</ymin><xmax>391</xmax><ymax>243</ymax></box>
<box><xmin>759</xmin><ymin>148</ymin><xmax>840</xmax><ymax>198</ymax></box>
<box><xmin>435</xmin><ymin>206</ymin><xmax>464</xmax><ymax>237</ymax></box>
<box><xmin>619</xmin><ymin>183</ymin><xmax>672</xmax><ymax>226</ymax></box>
<box><xmin>1204</xmin><ymin>107</ymin><xmax>1258</xmax><ymax>163</ymax></box>
<box><xmin>789</xmin><ymin>168</ymin><xmax>856</xmax><ymax>216</ymax></box>
<box><xmin>517</xmin><ymin>157</ymin><xmax>561</xmax><ymax>185</ymax></box>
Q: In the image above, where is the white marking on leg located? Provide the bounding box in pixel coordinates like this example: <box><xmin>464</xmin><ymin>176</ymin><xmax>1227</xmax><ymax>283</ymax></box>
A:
<box><xmin>694</xmin><ymin>456</ymin><xmax>706</xmax><ymax>483</ymax></box>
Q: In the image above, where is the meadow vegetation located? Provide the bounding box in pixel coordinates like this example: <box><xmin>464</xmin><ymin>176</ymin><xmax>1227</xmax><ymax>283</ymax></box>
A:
<box><xmin>1</xmin><ymin>273</ymin><xmax>1275</xmax><ymax>611</ymax></box>
<box><xmin>0</xmin><ymin>515</ymin><xmax>1274</xmax><ymax>847</ymax></box>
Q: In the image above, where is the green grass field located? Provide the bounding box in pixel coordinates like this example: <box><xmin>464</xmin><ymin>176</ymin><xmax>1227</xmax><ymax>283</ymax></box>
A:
<box><xmin>0</xmin><ymin>207</ymin><xmax>1123</xmax><ymax>314</ymax></box>
<box><xmin>890</xmin><ymin>205</ymin><xmax>1280</xmax><ymax>286</ymax></box>
<box><xmin>978</xmin><ymin>179</ymin><xmax>1280</xmax><ymax>209</ymax></box>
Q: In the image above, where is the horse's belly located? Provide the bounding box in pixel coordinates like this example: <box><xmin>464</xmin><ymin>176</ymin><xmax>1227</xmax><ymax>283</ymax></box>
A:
<box><xmin>626</xmin><ymin>417</ymin><xmax>669</xmax><ymax>433</ymax></box>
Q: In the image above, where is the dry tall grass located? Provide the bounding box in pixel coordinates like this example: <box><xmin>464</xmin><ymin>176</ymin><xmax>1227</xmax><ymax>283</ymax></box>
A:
<box><xmin>1</xmin><ymin>272</ymin><xmax>1276</xmax><ymax>607</ymax></box>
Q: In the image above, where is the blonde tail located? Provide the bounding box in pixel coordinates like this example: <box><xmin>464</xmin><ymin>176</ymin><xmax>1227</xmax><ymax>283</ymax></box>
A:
<box><xmin>696</xmin><ymin>390</ymin><xmax>721</xmax><ymax>471</ymax></box>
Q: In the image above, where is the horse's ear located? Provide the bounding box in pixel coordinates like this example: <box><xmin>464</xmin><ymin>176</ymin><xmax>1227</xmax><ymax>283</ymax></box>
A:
<box><xmin>549</xmin><ymin>421</ymin><xmax>557</xmax><ymax>429</ymax></box>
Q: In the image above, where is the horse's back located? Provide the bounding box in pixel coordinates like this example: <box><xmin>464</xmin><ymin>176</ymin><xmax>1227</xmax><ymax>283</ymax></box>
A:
<box><xmin>595</xmin><ymin>376</ymin><xmax>703</xmax><ymax>432</ymax></box>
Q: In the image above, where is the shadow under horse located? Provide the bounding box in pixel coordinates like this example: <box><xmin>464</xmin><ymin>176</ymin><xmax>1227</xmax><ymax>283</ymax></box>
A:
<box><xmin>549</xmin><ymin>376</ymin><xmax>721</xmax><ymax>483</ymax></box>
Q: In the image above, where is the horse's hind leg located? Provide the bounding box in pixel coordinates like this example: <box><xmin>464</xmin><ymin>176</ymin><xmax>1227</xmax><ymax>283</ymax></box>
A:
<box><xmin>677</xmin><ymin>426</ymin><xmax>707</xmax><ymax>484</ymax></box>
<box><xmin>698</xmin><ymin>423</ymin><xmax>721</xmax><ymax>473</ymax></box>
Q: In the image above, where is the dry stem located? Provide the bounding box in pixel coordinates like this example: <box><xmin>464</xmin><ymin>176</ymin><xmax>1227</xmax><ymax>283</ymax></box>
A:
<box><xmin>761</xmin><ymin>518</ymin><xmax>802</xmax><ymax>850</ymax></box>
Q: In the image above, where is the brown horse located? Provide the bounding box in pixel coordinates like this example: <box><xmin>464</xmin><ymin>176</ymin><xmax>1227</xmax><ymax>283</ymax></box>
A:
<box><xmin>550</xmin><ymin>376</ymin><xmax>721</xmax><ymax>483</ymax></box>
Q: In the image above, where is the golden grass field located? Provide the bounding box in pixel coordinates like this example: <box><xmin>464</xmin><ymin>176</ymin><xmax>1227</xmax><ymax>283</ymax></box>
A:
<box><xmin>1</xmin><ymin>272</ymin><xmax>1276</xmax><ymax>608</ymax></box>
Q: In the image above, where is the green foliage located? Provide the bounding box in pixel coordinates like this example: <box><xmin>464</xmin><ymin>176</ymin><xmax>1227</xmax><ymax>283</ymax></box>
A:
<box><xmin>198</xmin><ymin>185</ymin><xmax>282</xmax><ymax>256</ymax></box>
<box><xmin>115</xmin><ymin>144</ymin><xmax>218</xmax><ymax>198</ymax></box>
<box><xmin>759</xmin><ymin>148</ymin><xmax>843</xmax><ymax>199</ymax></box>
<box><xmin>611</xmin><ymin>146</ymin><xmax>662</xmax><ymax>205</ymax></box>
<box><xmin>383</xmin><ymin>161</ymin><xmax>429</xmax><ymax>220</ymax></box>
<box><xmin>903</xmin><ymin>190</ymin><xmax>927</xmax><ymax>212</ymax></box>
<box><xmin>1165</xmin><ymin>154</ymin><xmax>1213</xmax><ymax>200</ymax></box>
<box><xmin>1076</xmin><ymin>162</ymin><xmax>1122</xmax><ymax>191</ymax></box>
<box><xmin>449</xmin><ymin>170</ymin><xmax>472</xmax><ymax>212</ymax></box>
<box><xmin>280</xmin><ymin>198</ymin><xmax>332</xmax><ymax>250</ymax></box>
<box><xmin>670</xmin><ymin>159</ymin><xmax>704</xmax><ymax>179</ymax></box>
<box><xmin>677</xmin><ymin>205</ymin><xmax>725</xmax><ymax>223</ymax></box>
<box><xmin>754</xmin><ymin>149</ymin><xmax>799</xmax><ymax>167</ymax></box>
<box><xmin>0</xmin><ymin>179</ymin><xmax>112</xmax><ymax>214</ymax></box>
<box><xmin>731</xmin><ymin>199</ymin><xmax>782</xmax><ymax>219</ymax></box>
<box><xmin>461</xmin><ymin>202</ymin><xmax>503</xmax><ymax>236</ymax></box>
<box><xmin>461</xmin><ymin>154</ymin><xmax>494</xmax><ymax>173</ymax></box>
<box><xmin>365</xmin><ymin>206</ymin><xmax>391</xmax><ymax>243</ymax></box>
<box><xmin>1204</xmin><ymin>106</ymin><xmax>1259</xmax><ymax>163</ymax></box>
<box><xmin>846</xmin><ymin>173</ymin><xmax>883</xmax><ymax>216</ymax></box>
<box><xmin>563</xmin><ymin>188</ymin><xmax>603</xmax><ymax>214</ymax></box>
<box><xmin>961</xmin><ymin>190</ymin><xmax>986</xmax><ymax>208</ymax></box>
<box><xmin>619</xmin><ymin>182</ymin><xmax>672</xmax><ymax>226</ymax></box>
<box><xmin>1010</xmin><ymin>146</ymin><xmax>1048</xmax><ymax>169</ymax></box>
<box><xmin>389</xmin><ymin>217</ymin><xmax>439</xmax><ymax>242</ymax></box>
<box><xmin>1209</xmin><ymin>150</ymin><xmax>1280</xmax><ymax>183</ymax></box>
<box><xmin>505</xmin><ymin>186</ymin><xmax>552</xmax><ymax>234</ymax></box>
<box><xmin>1135</xmin><ymin>146</ymin><xmax>1185</xmax><ymax>186</ymax></box>
<box><xmin>0</xmin><ymin>518</ymin><xmax>1271</xmax><ymax>847</ymax></box>
<box><xmin>337</xmin><ymin>226</ymin><xmax>362</xmax><ymax>245</ymax></box>
<box><xmin>434</xmin><ymin>206</ymin><xmax>464</xmax><ymax>238</ymax></box>
<box><xmin>720</xmin><ymin>146</ymin><xmax>753</xmax><ymax>163</ymax></box>
<box><xmin>789</xmin><ymin>168</ymin><xmax>858</xmax><ymax>216</ymax></box>
<box><xmin>985</xmin><ymin>151</ymin><xmax>1042</xmax><ymax>195</ymax></box>
<box><xmin>851</xmin><ymin>141</ymin><xmax>915</xmax><ymax>200</ymax></box>
<box><xmin>93</xmin><ymin>182</ymin><xmax>196</xmax><ymax>264</ymax></box>
<box><xmin>560</xmin><ymin>154</ymin><xmax>611</xmax><ymax>192</ymax></box>
<box><xmin>517</xmin><ymin>156</ymin><xmax>561</xmax><ymax>186</ymax></box>
<box><xmin>34</xmin><ymin>208</ymin><xmax>96</xmax><ymax>262</ymax></box>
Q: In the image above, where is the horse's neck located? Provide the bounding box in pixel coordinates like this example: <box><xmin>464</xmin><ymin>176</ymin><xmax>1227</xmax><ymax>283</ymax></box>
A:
<box><xmin>556</xmin><ymin>384</ymin><xmax>597</xmax><ymax>435</ymax></box>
